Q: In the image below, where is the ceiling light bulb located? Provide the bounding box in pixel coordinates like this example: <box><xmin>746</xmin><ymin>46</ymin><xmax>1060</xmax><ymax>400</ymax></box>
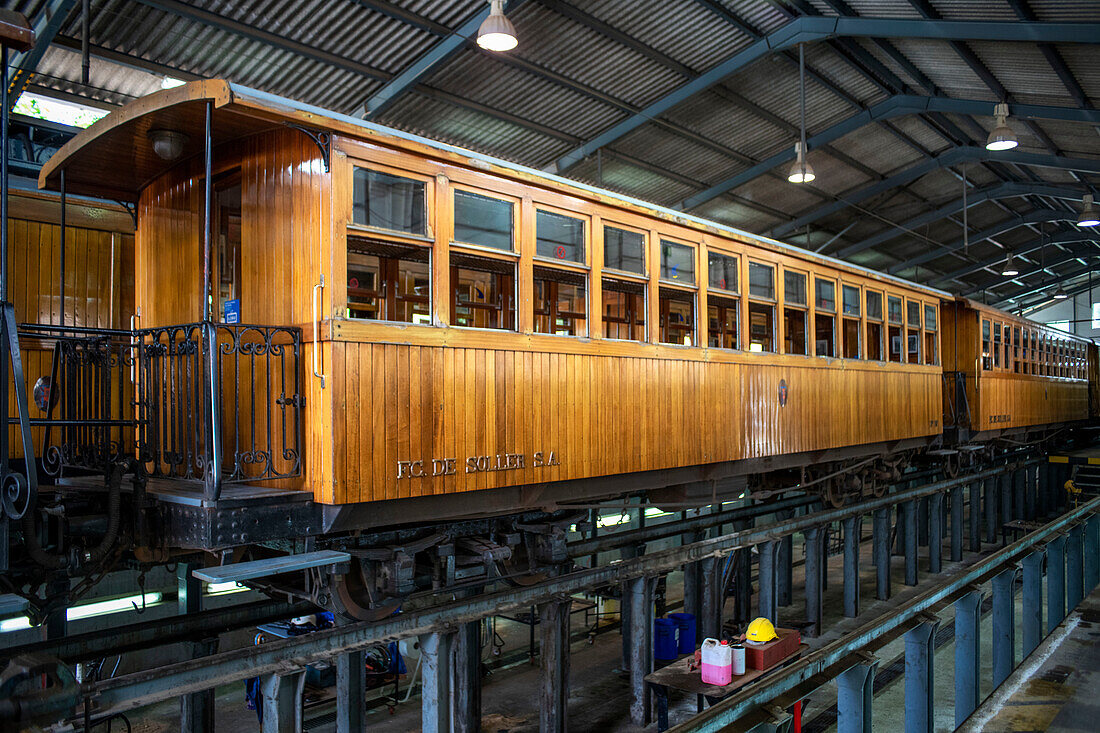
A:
<box><xmin>985</xmin><ymin>102</ymin><xmax>1018</xmax><ymax>151</ymax></box>
<box><xmin>477</xmin><ymin>0</ymin><xmax>517</xmax><ymax>52</ymax></box>
<box><xmin>787</xmin><ymin>142</ymin><xmax>815</xmax><ymax>184</ymax></box>
<box><xmin>148</xmin><ymin>129</ymin><xmax>188</xmax><ymax>161</ymax></box>
<box><xmin>1053</xmin><ymin>284</ymin><xmax>1069</xmax><ymax>299</ymax></box>
<box><xmin>1078</xmin><ymin>194</ymin><xmax>1100</xmax><ymax>227</ymax></box>
<box><xmin>1001</xmin><ymin>254</ymin><xmax>1018</xmax><ymax>277</ymax></box>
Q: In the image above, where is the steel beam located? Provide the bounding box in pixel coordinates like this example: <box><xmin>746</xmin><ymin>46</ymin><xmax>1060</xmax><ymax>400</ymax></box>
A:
<box><xmin>1021</xmin><ymin>550</ymin><xmax>1044</xmax><ymax>656</ymax></box>
<box><xmin>682</xmin><ymin>532</ymin><xmax>704</xmax><ymax>619</ymax></box>
<box><xmin>700</xmin><ymin>555</ymin><xmax>722</xmax><ymax>642</ymax></box>
<box><xmin>806</xmin><ymin>526</ymin><xmax>825</xmax><ymax>636</ymax></box>
<box><xmin>954</xmin><ymin>589</ymin><xmax>982</xmax><ymax>727</ymax></box>
<box><xmin>259</xmin><ymin>670</ymin><xmax>305</xmax><ymax>733</ymax></box>
<box><xmin>929</xmin><ymin>494</ymin><xmax>943</xmax><ymax>573</ymax></box>
<box><xmin>179</xmin><ymin>563</ymin><xmax>215</xmax><ymax>733</ymax></box>
<box><xmin>969</xmin><ymin>481</ymin><xmax>981</xmax><ymax>552</ymax></box>
<box><xmin>1067</xmin><ymin>523</ymin><xmax>1084</xmax><ymax>610</ymax></box>
<box><xmin>453</xmin><ymin>596</ymin><xmax>482</xmax><ymax>733</ymax></box>
<box><xmin>843</xmin><ymin>516</ymin><xmax>861</xmax><ymax>618</ymax></box>
<box><xmin>758</xmin><ymin>540</ymin><xmax>780</xmax><ymax>623</ymax></box>
<box><xmin>6</xmin><ymin>0</ymin><xmax>78</xmax><ymax>111</ymax></box>
<box><xmin>778</xmin><ymin>510</ymin><xmax>794</xmax><ymax>606</ymax></box>
<box><xmin>420</xmin><ymin>632</ymin><xmax>454</xmax><ymax>733</ymax></box>
<box><xmin>1000</xmin><ymin>472</ymin><xmax>1013</xmax><ymax>544</ymax></box>
<box><xmin>904</xmin><ymin>618</ymin><xmax>939</xmax><ymax>733</ymax></box>
<box><xmin>837</xmin><ymin>659</ymin><xmax>876</xmax><ymax>733</ymax></box>
<box><xmin>950</xmin><ymin>488</ymin><xmax>964</xmax><ymax>562</ymax></box>
<box><xmin>335</xmin><ymin>651</ymin><xmax>365</xmax><ymax>733</ymax></box>
<box><xmin>904</xmin><ymin>500</ymin><xmax>919</xmax><ymax>586</ymax></box>
<box><xmin>873</xmin><ymin>507</ymin><xmax>891</xmax><ymax>601</ymax></box>
<box><xmin>985</xmin><ymin>477</ymin><xmax>999</xmax><ymax>544</ymax></box>
<box><xmin>538</xmin><ymin>599</ymin><xmax>571</xmax><ymax>733</ymax></box>
<box><xmin>1047</xmin><ymin>534</ymin><xmax>1067</xmax><ymax>632</ymax></box>
<box><xmin>627</xmin><ymin>575</ymin><xmax>653</xmax><ymax>727</ymax></box>
<box><xmin>991</xmin><ymin>568</ymin><xmax>1015</xmax><ymax>688</ymax></box>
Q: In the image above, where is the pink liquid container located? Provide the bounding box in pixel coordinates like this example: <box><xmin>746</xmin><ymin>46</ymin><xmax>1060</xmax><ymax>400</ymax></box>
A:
<box><xmin>700</xmin><ymin>638</ymin><xmax>732</xmax><ymax>685</ymax></box>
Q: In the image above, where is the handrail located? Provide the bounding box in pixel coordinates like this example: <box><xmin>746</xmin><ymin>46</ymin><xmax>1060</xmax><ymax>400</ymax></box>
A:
<box><xmin>312</xmin><ymin>273</ymin><xmax>325</xmax><ymax>389</ymax></box>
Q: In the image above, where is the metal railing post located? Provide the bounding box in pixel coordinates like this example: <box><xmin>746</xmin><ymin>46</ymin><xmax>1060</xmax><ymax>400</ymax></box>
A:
<box><xmin>1085</xmin><ymin>514</ymin><xmax>1099</xmax><ymax>592</ymax></box>
<box><xmin>991</xmin><ymin>568</ymin><xmax>1015</xmax><ymax>687</ymax></box>
<box><xmin>1046</xmin><ymin>534</ymin><xmax>1066</xmax><ymax>632</ymax></box>
<box><xmin>904</xmin><ymin>617</ymin><xmax>939</xmax><ymax>733</ymax></box>
<box><xmin>954</xmin><ymin>589</ymin><xmax>982</xmax><ymax>727</ymax></box>
<box><xmin>203</xmin><ymin>322</ymin><xmax>222</xmax><ymax>502</ymax></box>
<box><xmin>1067</xmin><ymin>523</ymin><xmax>1084</xmax><ymax>610</ymax></box>
<box><xmin>836</xmin><ymin>659</ymin><xmax>876</xmax><ymax>733</ymax></box>
<box><xmin>873</xmin><ymin>506</ymin><xmax>891</xmax><ymax>600</ymax></box>
<box><xmin>1021</xmin><ymin>550</ymin><xmax>1043</xmax><ymax>656</ymax></box>
<box><xmin>843</xmin><ymin>515</ymin><xmax>860</xmax><ymax>617</ymax></box>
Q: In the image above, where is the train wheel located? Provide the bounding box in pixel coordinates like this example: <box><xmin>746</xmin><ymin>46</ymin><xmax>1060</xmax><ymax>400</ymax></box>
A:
<box><xmin>498</xmin><ymin>542</ymin><xmax>548</xmax><ymax>586</ymax></box>
<box><xmin>824</xmin><ymin>478</ymin><xmax>847</xmax><ymax>508</ymax></box>
<box><xmin>331</xmin><ymin>559</ymin><xmax>401</xmax><ymax>622</ymax></box>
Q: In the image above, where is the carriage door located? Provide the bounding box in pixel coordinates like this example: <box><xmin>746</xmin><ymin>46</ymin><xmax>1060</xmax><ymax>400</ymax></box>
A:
<box><xmin>215</xmin><ymin>173</ymin><xmax>242</xmax><ymax>323</ymax></box>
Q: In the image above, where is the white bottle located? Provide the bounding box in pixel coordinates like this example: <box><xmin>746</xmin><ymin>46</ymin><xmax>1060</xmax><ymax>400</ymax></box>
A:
<box><xmin>700</xmin><ymin>638</ymin><xmax>732</xmax><ymax>685</ymax></box>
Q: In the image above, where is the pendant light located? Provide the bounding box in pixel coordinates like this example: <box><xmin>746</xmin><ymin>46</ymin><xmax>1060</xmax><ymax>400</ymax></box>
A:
<box><xmin>1053</xmin><ymin>284</ymin><xmax>1069</xmax><ymax>299</ymax></box>
<box><xmin>985</xmin><ymin>102</ymin><xmax>1018</xmax><ymax>151</ymax></box>
<box><xmin>787</xmin><ymin>44</ymin><xmax>815</xmax><ymax>184</ymax></box>
<box><xmin>1001</xmin><ymin>253</ymin><xmax>1018</xmax><ymax>277</ymax></box>
<box><xmin>477</xmin><ymin>0</ymin><xmax>518</xmax><ymax>52</ymax></box>
<box><xmin>1078</xmin><ymin>194</ymin><xmax>1100</xmax><ymax>227</ymax></box>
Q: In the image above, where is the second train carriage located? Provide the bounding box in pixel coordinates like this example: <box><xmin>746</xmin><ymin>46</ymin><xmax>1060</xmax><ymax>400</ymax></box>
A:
<box><xmin>12</xmin><ymin>79</ymin><xmax>1090</xmax><ymax>617</ymax></box>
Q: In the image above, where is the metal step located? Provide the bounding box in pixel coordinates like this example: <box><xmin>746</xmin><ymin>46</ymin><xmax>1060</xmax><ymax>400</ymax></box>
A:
<box><xmin>192</xmin><ymin>550</ymin><xmax>350</xmax><ymax>584</ymax></box>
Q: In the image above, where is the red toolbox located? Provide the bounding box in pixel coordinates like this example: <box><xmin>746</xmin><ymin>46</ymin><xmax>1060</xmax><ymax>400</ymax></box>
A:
<box><xmin>744</xmin><ymin>628</ymin><xmax>801</xmax><ymax>671</ymax></box>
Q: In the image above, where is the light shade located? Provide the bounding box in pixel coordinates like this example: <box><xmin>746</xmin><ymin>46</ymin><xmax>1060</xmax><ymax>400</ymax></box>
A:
<box><xmin>1053</xmin><ymin>284</ymin><xmax>1069</xmax><ymax>299</ymax></box>
<box><xmin>1001</xmin><ymin>253</ymin><xmax>1018</xmax><ymax>277</ymax></box>
<box><xmin>985</xmin><ymin>102</ymin><xmax>1018</xmax><ymax>151</ymax></box>
<box><xmin>477</xmin><ymin>0</ymin><xmax>517</xmax><ymax>52</ymax></box>
<box><xmin>787</xmin><ymin>142</ymin><xmax>815</xmax><ymax>183</ymax></box>
<box><xmin>1078</xmin><ymin>194</ymin><xmax>1100</xmax><ymax>227</ymax></box>
<box><xmin>148</xmin><ymin>129</ymin><xmax>187</xmax><ymax>161</ymax></box>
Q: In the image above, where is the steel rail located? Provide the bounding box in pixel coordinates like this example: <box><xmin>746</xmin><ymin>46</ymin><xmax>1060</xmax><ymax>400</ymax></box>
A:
<box><xmin>83</xmin><ymin>462</ymin><xmax>1032</xmax><ymax>716</ymax></box>
<box><xmin>668</xmin><ymin>494</ymin><xmax>1100</xmax><ymax>733</ymax></box>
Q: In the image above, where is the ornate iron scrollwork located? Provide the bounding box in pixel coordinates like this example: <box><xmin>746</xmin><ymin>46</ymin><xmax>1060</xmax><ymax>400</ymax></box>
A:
<box><xmin>285</xmin><ymin>123</ymin><xmax>332</xmax><ymax>173</ymax></box>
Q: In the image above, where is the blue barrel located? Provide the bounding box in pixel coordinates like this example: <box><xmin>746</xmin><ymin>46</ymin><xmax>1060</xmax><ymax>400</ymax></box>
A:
<box><xmin>654</xmin><ymin>618</ymin><xmax>678</xmax><ymax>660</ymax></box>
<box><xmin>668</xmin><ymin>612</ymin><xmax>696</xmax><ymax>653</ymax></box>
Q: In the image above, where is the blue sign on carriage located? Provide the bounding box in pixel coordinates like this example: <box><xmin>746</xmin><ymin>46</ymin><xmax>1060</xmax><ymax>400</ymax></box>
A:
<box><xmin>224</xmin><ymin>299</ymin><xmax>240</xmax><ymax>324</ymax></box>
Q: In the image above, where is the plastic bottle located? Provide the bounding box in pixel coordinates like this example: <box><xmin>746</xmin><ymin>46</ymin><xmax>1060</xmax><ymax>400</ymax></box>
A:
<box><xmin>731</xmin><ymin>643</ymin><xmax>746</xmax><ymax>675</ymax></box>
<box><xmin>700</xmin><ymin>638</ymin><xmax>732</xmax><ymax>685</ymax></box>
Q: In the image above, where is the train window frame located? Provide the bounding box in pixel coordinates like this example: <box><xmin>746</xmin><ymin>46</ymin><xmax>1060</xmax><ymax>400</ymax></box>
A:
<box><xmin>993</xmin><ymin>322</ymin><xmax>1002</xmax><ymax>369</ymax></box>
<box><xmin>923</xmin><ymin>303</ymin><xmax>938</xmax><ymax>366</ymax></box>
<box><xmin>659</xmin><ymin>285</ymin><xmax>697</xmax><ymax>346</ymax></box>
<box><xmin>747</xmin><ymin>261</ymin><xmax>777</xmax><ymax>353</ymax></box>
<box><xmin>659</xmin><ymin>239</ymin><xmax>696</xmax><ymax>285</ymax></box>
<box><xmin>602</xmin><ymin>276</ymin><xmax>647</xmax><ymax>342</ymax></box>
<box><xmin>814</xmin><ymin>277</ymin><xmax>837</xmax><ymax>358</ymax></box>
<box><xmin>783</xmin><ymin>268</ymin><xmax>808</xmax><ymax>356</ymax></box>
<box><xmin>841</xmin><ymin>283</ymin><xmax>861</xmax><ymax>359</ymax></box>
<box><xmin>865</xmin><ymin>289</ymin><xmax>884</xmax><ymax>362</ymax></box>
<box><xmin>1011</xmin><ymin>325</ymin><xmax>1021</xmax><ymax>373</ymax></box>
<box><xmin>346</xmin><ymin>238</ymin><xmax>432</xmax><ymax>324</ymax></box>
<box><xmin>981</xmin><ymin>320</ymin><xmax>991</xmax><ymax>371</ymax></box>
<box><xmin>349</xmin><ymin>163</ymin><xmax>434</xmax><ymax>242</ymax></box>
<box><xmin>603</xmin><ymin>222</ymin><xmax>647</xmax><ymax>277</ymax></box>
<box><xmin>888</xmin><ymin>295</ymin><xmax>904</xmax><ymax>363</ymax></box>
<box><xmin>533</xmin><ymin>265</ymin><xmax>588</xmax><ymax>337</ymax></box>
<box><xmin>534</xmin><ymin>206</ymin><xmax>588</xmax><ymax>267</ymax></box>
<box><xmin>1022</xmin><ymin>329</ymin><xmax>1030</xmax><ymax>372</ymax></box>
<box><xmin>906</xmin><ymin>299</ymin><xmax>922</xmax><ymax>364</ymax></box>
<box><xmin>450</xmin><ymin>253</ymin><xmax>517</xmax><ymax>331</ymax></box>
<box><xmin>708</xmin><ymin>294</ymin><xmax>740</xmax><ymax>350</ymax></box>
<box><xmin>708</xmin><ymin>251</ymin><xmax>740</xmax><ymax>296</ymax></box>
<box><xmin>452</xmin><ymin>185</ymin><xmax>518</xmax><ymax>253</ymax></box>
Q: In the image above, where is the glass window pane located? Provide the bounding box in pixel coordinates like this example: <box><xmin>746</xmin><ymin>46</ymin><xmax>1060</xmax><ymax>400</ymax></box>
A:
<box><xmin>784</xmin><ymin>308</ymin><xmax>807</xmax><ymax>355</ymax></box>
<box><xmin>536</xmin><ymin>210</ymin><xmax>585</xmax><ymax>263</ymax></box>
<box><xmin>660</xmin><ymin>241</ymin><xmax>695</xmax><ymax>283</ymax></box>
<box><xmin>602</xmin><ymin>279</ymin><xmax>645</xmax><ymax>341</ymax></box>
<box><xmin>784</xmin><ymin>271</ymin><xmax>807</xmax><ymax>305</ymax></box>
<box><xmin>842</xmin><ymin>285</ymin><xmax>860</xmax><ymax>316</ymax></box>
<box><xmin>708</xmin><ymin>252</ymin><xmax>739</xmax><ymax>292</ymax></box>
<box><xmin>924</xmin><ymin>304</ymin><xmax>937</xmax><ymax>331</ymax></box>
<box><xmin>748</xmin><ymin>302</ymin><xmax>774</xmax><ymax>352</ymax></box>
<box><xmin>982</xmin><ymin>320</ymin><xmax>991</xmax><ymax>370</ymax></box>
<box><xmin>748</xmin><ymin>262</ymin><xmax>775</xmax><ymax>299</ymax></box>
<box><xmin>708</xmin><ymin>297</ymin><xmax>739</xmax><ymax>350</ymax></box>
<box><xmin>866</xmin><ymin>322</ymin><xmax>883</xmax><ymax>360</ymax></box>
<box><xmin>454</xmin><ymin>190</ymin><xmax>513</xmax><ymax>250</ymax></box>
<box><xmin>659</xmin><ymin>288</ymin><xmax>695</xmax><ymax>345</ymax></box>
<box><xmin>816</xmin><ymin>314</ymin><xmax>835</xmax><ymax>356</ymax></box>
<box><xmin>533</xmin><ymin>267</ymin><xmax>586</xmax><ymax>335</ymax></box>
<box><xmin>347</xmin><ymin>244</ymin><xmax>430</xmax><ymax>323</ymax></box>
<box><xmin>352</xmin><ymin>168</ymin><xmax>426</xmax><ymax>235</ymax></box>
<box><xmin>604</xmin><ymin>226</ymin><xmax>645</xmax><ymax>274</ymax></box>
<box><xmin>866</xmin><ymin>290</ymin><xmax>883</xmax><ymax>320</ymax></box>
<box><xmin>452</xmin><ymin>261</ymin><xmax>515</xmax><ymax>329</ymax></box>
<box><xmin>816</xmin><ymin>279</ymin><xmax>836</xmax><ymax>313</ymax></box>
<box><xmin>888</xmin><ymin>295</ymin><xmax>903</xmax><ymax>325</ymax></box>
<box><xmin>907</xmin><ymin>300</ymin><xmax>921</xmax><ymax>328</ymax></box>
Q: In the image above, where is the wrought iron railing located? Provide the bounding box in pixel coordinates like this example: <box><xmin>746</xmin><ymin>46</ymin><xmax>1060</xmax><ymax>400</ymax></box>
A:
<box><xmin>134</xmin><ymin>322</ymin><xmax>302</xmax><ymax>498</ymax></box>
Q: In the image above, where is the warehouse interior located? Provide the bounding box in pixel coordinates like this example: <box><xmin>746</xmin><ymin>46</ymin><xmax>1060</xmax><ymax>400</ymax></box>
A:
<box><xmin>0</xmin><ymin>2</ymin><xmax>1099</xmax><ymax>732</ymax></box>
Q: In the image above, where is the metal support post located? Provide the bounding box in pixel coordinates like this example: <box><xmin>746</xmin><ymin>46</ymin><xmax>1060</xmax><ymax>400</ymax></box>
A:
<box><xmin>259</xmin><ymin>670</ymin><xmax>306</xmax><ymax>733</ymax></box>
<box><xmin>179</xmin><ymin>564</ymin><xmax>215</xmax><ymax>733</ymax></box>
<box><xmin>917</xmin><ymin>496</ymin><xmax>929</xmax><ymax>547</ymax></box>
<box><xmin>837</xmin><ymin>659</ymin><xmax>877</xmax><ymax>733</ymax></box>
<box><xmin>969</xmin><ymin>481</ymin><xmax>981</xmax><ymax>552</ymax></box>
<box><xmin>873</xmin><ymin>507</ymin><xmax>891</xmax><ymax>601</ymax></box>
<box><xmin>843</xmin><ymin>515</ymin><xmax>860</xmax><ymax>618</ymax></box>
<box><xmin>1047</xmin><ymin>534</ymin><xmax>1066</xmax><ymax>633</ymax></box>
<box><xmin>954</xmin><ymin>589</ymin><xmax>982</xmax><ymax>727</ymax></box>
<box><xmin>984</xmin><ymin>477</ymin><xmax>998</xmax><ymax>544</ymax></box>
<box><xmin>1038</xmin><ymin>462</ymin><xmax>1049</xmax><ymax>517</ymax></box>
<box><xmin>538</xmin><ymin>598</ymin><xmax>571</xmax><ymax>733</ymax></box>
<box><xmin>1026</xmin><ymin>465</ymin><xmax>1036</xmax><ymax>519</ymax></box>
<box><xmin>991</xmin><ymin>568</ymin><xmax>1015</xmax><ymax>687</ymax></box>
<box><xmin>700</xmin><ymin>555</ymin><xmax>722</xmax><ymax>642</ymax></box>
<box><xmin>777</xmin><ymin>509</ymin><xmax>794</xmax><ymax>606</ymax></box>
<box><xmin>420</xmin><ymin>632</ymin><xmax>454</xmax><ymax>733</ymax></box>
<box><xmin>758</xmin><ymin>540</ymin><xmax>780</xmax><ymax>623</ymax></box>
<box><xmin>929</xmin><ymin>493</ymin><xmax>943</xmax><ymax>574</ymax></box>
<box><xmin>1021</xmin><ymin>551</ymin><xmax>1043</xmax><ymax>656</ymax></box>
<box><xmin>950</xmin><ymin>488</ymin><xmax>963</xmax><ymax>562</ymax></box>
<box><xmin>733</xmin><ymin>519</ymin><xmax>753</xmax><ymax>624</ymax></box>
<box><xmin>805</xmin><ymin>526</ymin><xmax>825</xmax><ymax>636</ymax></box>
<box><xmin>336</xmin><ymin>651</ymin><xmax>365</xmax><ymax>733</ymax></box>
<box><xmin>682</xmin><ymin>531</ymin><xmax>704</xmax><ymax>618</ymax></box>
<box><xmin>904</xmin><ymin>500</ymin><xmax>919</xmax><ymax>586</ymax></box>
<box><xmin>627</xmin><ymin>575</ymin><xmax>653</xmax><ymax>727</ymax></box>
<box><xmin>1085</xmin><ymin>514</ymin><xmax>1099</xmax><ymax>592</ymax></box>
<box><xmin>904</xmin><ymin>618</ymin><xmax>939</xmax><ymax>733</ymax></box>
<box><xmin>453</xmin><ymin>592</ymin><xmax>482</xmax><ymax>733</ymax></box>
<box><xmin>1067</xmin><ymin>523</ymin><xmax>1084</xmax><ymax>610</ymax></box>
<box><xmin>895</xmin><ymin>501</ymin><xmax>906</xmax><ymax>556</ymax></box>
<box><xmin>999</xmin><ymin>471</ymin><xmax>1012</xmax><ymax>544</ymax></box>
<box><xmin>1014</xmin><ymin>468</ymin><xmax>1026</xmax><ymax>520</ymax></box>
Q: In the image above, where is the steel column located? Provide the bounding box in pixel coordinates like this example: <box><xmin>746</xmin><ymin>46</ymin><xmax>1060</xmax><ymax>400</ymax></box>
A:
<box><xmin>259</xmin><ymin>670</ymin><xmax>305</xmax><ymax>733</ymax></box>
<box><xmin>805</xmin><ymin>526</ymin><xmax>825</xmax><ymax>636</ymax></box>
<box><xmin>700</xmin><ymin>556</ymin><xmax>722</xmax><ymax>642</ymax></box>
<box><xmin>954</xmin><ymin>590</ymin><xmax>982</xmax><ymax>727</ymax></box>
<box><xmin>843</xmin><ymin>516</ymin><xmax>860</xmax><ymax>618</ymax></box>
<box><xmin>873</xmin><ymin>507</ymin><xmax>891</xmax><ymax>601</ymax></box>
<box><xmin>991</xmin><ymin>568</ymin><xmax>1015</xmax><ymax>687</ymax></box>
<box><xmin>733</xmin><ymin>519</ymin><xmax>753</xmax><ymax>624</ymax></box>
<box><xmin>984</xmin><ymin>477</ymin><xmax>998</xmax><ymax>543</ymax></box>
<box><xmin>999</xmin><ymin>472</ymin><xmax>1012</xmax><ymax>543</ymax></box>
<box><xmin>1085</xmin><ymin>514</ymin><xmax>1099</xmax><ymax>591</ymax></box>
<box><xmin>950</xmin><ymin>488</ymin><xmax>963</xmax><ymax>562</ymax></box>
<box><xmin>1038</xmin><ymin>463</ymin><xmax>1049</xmax><ymax>517</ymax></box>
<box><xmin>837</xmin><ymin>660</ymin><xmax>877</xmax><ymax>733</ymax></box>
<box><xmin>969</xmin><ymin>481</ymin><xmax>981</xmax><ymax>552</ymax></box>
<box><xmin>539</xmin><ymin>599</ymin><xmax>571</xmax><ymax>733</ymax></box>
<box><xmin>683</xmin><ymin>531</ymin><xmax>704</xmax><ymax>619</ymax></box>
<box><xmin>1025</xmin><ymin>466</ymin><xmax>1036</xmax><ymax>519</ymax></box>
<box><xmin>904</xmin><ymin>618</ymin><xmax>939</xmax><ymax>733</ymax></box>
<box><xmin>758</xmin><ymin>540</ymin><xmax>780</xmax><ymax>623</ymax></box>
<box><xmin>179</xmin><ymin>564</ymin><xmax>215</xmax><ymax>733</ymax></box>
<box><xmin>1067</xmin><ymin>523</ymin><xmax>1084</xmax><ymax>610</ymax></box>
<box><xmin>453</xmin><ymin>598</ymin><xmax>482</xmax><ymax>733</ymax></box>
<box><xmin>918</xmin><ymin>496</ymin><xmax>929</xmax><ymax>547</ymax></box>
<box><xmin>627</xmin><ymin>575</ymin><xmax>653</xmax><ymax>727</ymax></box>
<box><xmin>929</xmin><ymin>494</ymin><xmax>943</xmax><ymax>574</ymax></box>
<box><xmin>1021</xmin><ymin>551</ymin><xmax>1043</xmax><ymax>656</ymax></box>
<box><xmin>419</xmin><ymin>632</ymin><xmax>454</xmax><ymax>733</ymax></box>
<box><xmin>1047</xmin><ymin>534</ymin><xmax>1066</xmax><ymax>632</ymax></box>
<box><xmin>1014</xmin><ymin>468</ymin><xmax>1026</xmax><ymax>520</ymax></box>
<box><xmin>777</xmin><ymin>509</ymin><xmax>794</xmax><ymax>607</ymax></box>
<box><xmin>335</xmin><ymin>651</ymin><xmax>365</xmax><ymax>733</ymax></box>
<box><xmin>904</xmin><ymin>500</ymin><xmax>919</xmax><ymax>586</ymax></box>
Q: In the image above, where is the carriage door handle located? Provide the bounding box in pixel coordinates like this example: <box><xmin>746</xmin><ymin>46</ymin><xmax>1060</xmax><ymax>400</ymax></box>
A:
<box><xmin>313</xmin><ymin>274</ymin><xmax>326</xmax><ymax>389</ymax></box>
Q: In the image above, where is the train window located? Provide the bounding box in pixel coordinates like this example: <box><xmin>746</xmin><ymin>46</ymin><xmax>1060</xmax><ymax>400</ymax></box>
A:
<box><xmin>888</xmin><ymin>295</ymin><xmax>903</xmax><ymax>362</ymax></box>
<box><xmin>748</xmin><ymin>302</ymin><xmax>775</xmax><ymax>352</ymax></box>
<box><xmin>660</xmin><ymin>241</ymin><xmax>696</xmax><ymax>284</ymax></box>
<box><xmin>454</xmin><ymin>189</ymin><xmax>514</xmax><ymax>250</ymax></box>
<box><xmin>533</xmin><ymin>266</ymin><xmax>586</xmax><ymax>336</ymax></box>
<box><xmin>708</xmin><ymin>296</ymin><xmax>739</xmax><ymax>350</ymax></box>
<box><xmin>842</xmin><ymin>285</ymin><xmax>860</xmax><ymax>316</ymax></box>
<box><xmin>602</xmin><ymin>279</ymin><xmax>645</xmax><ymax>340</ymax></box>
<box><xmin>215</xmin><ymin>178</ymin><xmax>242</xmax><ymax>320</ymax></box>
<box><xmin>604</xmin><ymin>226</ymin><xmax>646</xmax><ymax>275</ymax></box>
<box><xmin>784</xmin><ymin>270</ymin><xmax>807</xmax><ymax>306</ymax></box>
<box><xmin>816</xmin><ymin>312</ymin><xmax>836</xmax><ymax>357</ymax></box>
<box><xmin>982</xmin><ymin>320</ymin><xmax>991</xmax><ymax>371</ymax></box>
<box><xmin>536</xmin><ymin>210</ymin><xmax>585</xmax><ymax>263</ymax></box>
<box><xmin>907</xmin><ymin>301</ymin><xmax>921</xmax><ymax>364</ymax></box>
<box><xmin>923</xmin><ymin>304</ymin><xmax>937</xmax><ymax>366</ymax></box>
<box><xmin>749</xmin><ymin>262</ymin><xmax>775</xmax><ymax>300</ymax></box>
<box><xmin>347</xmin><ymin>240</ymin><xmax>431</xmax><ymax>323</ymax></box>
<box><xmin>659</xmin><ymin>288</ymin><xmax>695</xmax><ymax>345</ymax></box>
<box><xmin>451</xmin><ymin>254</ymin><xmax>515</xmax><ymax>329</ymax></box>
<box><xmin>907</xmin><ymin>300</ymin><xmax>921</xmax><ymax>329</ymax></box>
<box><xmin>816</xmin><ymin>278</ymin><xmax>836</xmax><ymax>313</ymax></box>
<box><xmin>1022</xmin><ymin>329</ymin><xmax>1030</xmax><ymax>372</ymax></box>
<box><xmin>708</xmin><ymin>252</ymin><xmax>739</xmax><ymax>293</ymax></box>
<box><xmin>993</xmin><ymin>324</ymin><xmax>1002</xmax><ymax>369</ymax></box>
<box><xmin>352</xmin><ymin>168</ymin><xmax>427</xmax><ymax>236</ymax></box>
<box><xmin>841</xmin><ymin>285</ymin><xmax>860</xmax><ymax>359</ymax></box>
<box><xmin>866</xmin><ymin>290</ymin><xmax>883</xmax><ymax>361</ymax></box>
<box><xmin>1012</xmin><ymin>326</ymin><xmax>1021</xmax><ymax>373</ymax></box>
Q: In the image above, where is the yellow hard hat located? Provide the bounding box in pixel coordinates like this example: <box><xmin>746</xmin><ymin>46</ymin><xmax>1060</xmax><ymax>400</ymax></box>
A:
<box><xmin>746</xmin><ymin>617</ymin><xmax>778</xmax><ymax>644</ymax></box>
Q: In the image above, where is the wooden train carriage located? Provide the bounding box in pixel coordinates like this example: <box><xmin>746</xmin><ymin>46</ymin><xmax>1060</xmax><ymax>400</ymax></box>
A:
<box><xmin>5</xmin><ymin>186</ymin><xmax>135</xmax><ymax>461</ymax></box>
<box><xmin>39</xmin><ymin>80</ymin><xmax>948</xmax><ymax>529</ymax></box>
<box><xmin>941</xmin><ymin>297</ymin><xmax>1090</xmax><ymax>440</ymax></box>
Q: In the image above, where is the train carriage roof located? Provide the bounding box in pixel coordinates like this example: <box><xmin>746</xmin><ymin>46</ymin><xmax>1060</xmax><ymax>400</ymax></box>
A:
<box><xmin>39</xmin><ymin>79</ymin><xmax>951</xmax><ymax>299</ymax></box>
